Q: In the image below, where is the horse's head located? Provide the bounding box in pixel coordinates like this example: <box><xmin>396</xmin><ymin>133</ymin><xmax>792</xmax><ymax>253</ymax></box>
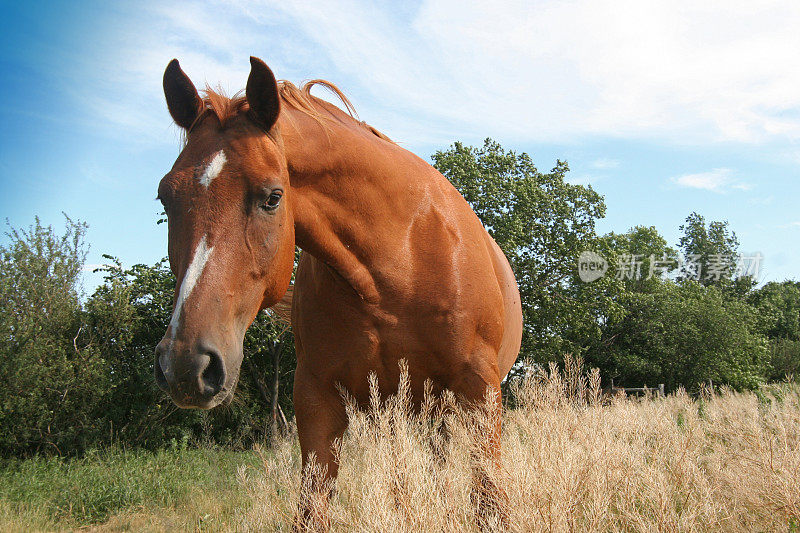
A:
<box><xmin>155</xmin><ymin>57</ymin><xmax>295</xmax><ymax>408</ymax></box>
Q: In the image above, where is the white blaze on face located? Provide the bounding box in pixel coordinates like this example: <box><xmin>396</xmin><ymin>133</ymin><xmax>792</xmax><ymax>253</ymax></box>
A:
<box><xmin>198</xmin><ymin>150</ymin><xmax>227</xmax><ymax>188</ymax></box>
<box><xmin>169</xmin><ymin>235</ymin><xmax>214</xmax><ymax>341</ymax></box>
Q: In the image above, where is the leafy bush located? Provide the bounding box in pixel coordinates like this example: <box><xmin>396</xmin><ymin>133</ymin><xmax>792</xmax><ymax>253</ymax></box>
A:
<box><xmin>588</xmin><ymin>280</ymin><xmax>769</xmax><ymax>391</ymax></box>
<box><xmin>84</xmin><ymin>256</ymin><xmax>297</xmax><ymax>451</ymax></box>
<box><xmin>748</xmin><ymin>281</ymin><xmax>800</xmax><ymax>380</ymax></box>
<box><xmin>0</xmin><ymin>217</ymin><xmax>109</xmax><ymax>455</ymax></box>
<box><xmin>767</xmin><ymin>339</ymin><xmax>800</xmax><ymax>381</ymax></box>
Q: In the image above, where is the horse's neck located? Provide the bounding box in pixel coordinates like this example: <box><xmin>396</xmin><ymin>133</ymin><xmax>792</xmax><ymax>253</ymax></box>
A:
<box><xmin>282</xmin><ymin>111</ymin><xmax>432</xmax><ymax>304</ymax></box>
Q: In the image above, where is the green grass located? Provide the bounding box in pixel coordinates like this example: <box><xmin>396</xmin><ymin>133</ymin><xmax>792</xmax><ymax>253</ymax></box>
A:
<box><xmin>0</xmin><ymin>445</ymin><xmax>263</xmax><ymax>530</ymax></box>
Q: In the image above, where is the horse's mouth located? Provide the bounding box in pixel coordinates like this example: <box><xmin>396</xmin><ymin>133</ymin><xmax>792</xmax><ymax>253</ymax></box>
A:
<box><xmin>218</xmin><ymin>371</ymin><xmax>240</xmax><ymax>407</ymax></box>
<box><xmin>219</xmin><ymin>390</ymin><xmax>235</xmax><ymax>407</ymax></box>
<box><xmin>209</xmin><ymin>371</ymin><xmax>240</xmax><ymax>409</ymax></box>
<box><xmin>172</xmin><ymin>390</ymin><xmax>231</xmax><ymax>410</ymax></box>
<box><xmin>170</xmin><ymin>374</ymin><xmax>239</xmax><ymax>410</ymax></box>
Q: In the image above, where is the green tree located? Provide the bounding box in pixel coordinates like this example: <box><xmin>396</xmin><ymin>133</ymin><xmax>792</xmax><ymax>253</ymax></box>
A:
<box><xmin>748</xmin><ymin>280</ymin><xmax>800</xmax><ymax>379</ymax></box>
<box><xmin>87</xmin><ymin>258</ymin><xmax>297</xmax><ymax>449</ymax></box>
<box><xmin>0</xmin><ymin>213</ymin><xmax>298</xmax><ymax>457</ymax></box>
<box><xmin>678</xmin><ymin>212</ymin><xmax>740</xmax><ymax>286</ymax></box>
<box><xmin>601</xmin><ymin>225</ymin><xmax>677</xmax><ymax>292</ymax></box>
<box><xmin>587</xmin><ymin>280</ymin><xmax>768</xmax><ymax>391</ymax></box>
<box><xmin>0</xmin><ymin>216</ymin><xmax>109</xmax><ymax>455</ymax></box>
<box><xmin>748</xmin><ymin>280</ymin><xmax>800</xmax><ymax>340</ymax></box>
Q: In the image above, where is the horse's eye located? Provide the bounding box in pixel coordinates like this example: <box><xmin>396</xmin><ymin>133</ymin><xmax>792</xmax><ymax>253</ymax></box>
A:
<box><xmin>260</xmin><ymin>191</ymin><xmax>283</xmax><ymax>211</ymax></box>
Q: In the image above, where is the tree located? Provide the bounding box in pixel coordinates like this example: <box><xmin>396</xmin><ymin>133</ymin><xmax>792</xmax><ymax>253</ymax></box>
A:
<box><xmin>432</xmin><ymin>139</ymin><xmax>616</xmax><ymax>367</ymax></box>
<box><xmin>748</xmin><ymin>281</ymin><xmax>800</xmax><ymax>341</ymax></box>
<box><xmin>748</xmin><ymin>280</ymin><xmax>800</xmax><ymax>379</ymax></box>
<box><xmin>601</xmin><ymin>225</ymin><xmax>678</xmax><ymax>292</ymax></box>
<box><xmin>0</xmin><ymin>216</ymin><xmax>109</xmax><ymax>455</ymax></box>
<box><xmin>678</xmin><ymin>212</ymin><xmax>740</xmax><ymax>286</ymax></box>
<box><xmin>0</xmin><ymin>213</ymin><xmax>298</xmax><ymax>457</ymax></box>
<box><xmin>586</xmin><ymin>221</ymin><xmax>771</xmax><ymax>391</ymax></box>
<box><xmin>587</xmin><ymin>280</ymin><xmax>768</xmax><ymax>391</ymax></box>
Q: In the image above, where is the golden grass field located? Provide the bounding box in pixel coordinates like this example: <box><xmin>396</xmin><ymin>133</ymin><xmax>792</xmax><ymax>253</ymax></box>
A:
<box><xmin>2</xmin><ymin>358</ymin><xmax>798</xmax><ymax>532</ymax></box>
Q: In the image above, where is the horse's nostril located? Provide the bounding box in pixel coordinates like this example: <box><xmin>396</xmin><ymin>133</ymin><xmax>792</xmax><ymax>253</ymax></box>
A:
<box><xmin>200</xmin><ymin>351</ymin><xmax>226</xmax><ymax>398</ymax></box>
<box><xmin>154</xmin><ymin>348</ymin><xmax>170</xmax><ymax>392</ymax></box>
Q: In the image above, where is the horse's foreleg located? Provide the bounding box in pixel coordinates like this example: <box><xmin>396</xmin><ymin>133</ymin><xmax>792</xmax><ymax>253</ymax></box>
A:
<box><xmin>451</xmin><ymin>368</ymin><xmax>510</xmax><ymax>531</ymax></box>
<box><xmin>470</xmin><ymin>387</ymin><xmax>509</xmax><ymax>531</ymax></box>
<box><xmin>293</xmin><ymin>376</ymin><xmax>348</xmax><ymax>532</ymax></box>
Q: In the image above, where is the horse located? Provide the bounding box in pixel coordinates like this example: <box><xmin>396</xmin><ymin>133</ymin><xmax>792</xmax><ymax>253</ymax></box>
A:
<box><xmin>154</xmin><ymin>56</ymin><xmax>523</xmax><ymax>529</ymax></box>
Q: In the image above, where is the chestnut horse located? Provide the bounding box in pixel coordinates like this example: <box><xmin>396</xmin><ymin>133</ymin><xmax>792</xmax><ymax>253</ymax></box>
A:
<box><xmin>155</xmin><ymin>57</ymin><xmax>522</xmax><ymax>526</ymax></box>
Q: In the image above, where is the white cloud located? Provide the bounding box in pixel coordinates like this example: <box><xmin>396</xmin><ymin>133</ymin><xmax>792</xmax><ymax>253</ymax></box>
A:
<box><xmin>257</xmin><ymin>0</ymin><xmax>800</xmax><ymax>144</ymax></box>
<box><xmin>567</xmin><ymin>174</ymin><xmax>601</xmax><ymax>186</ymax></box>
<box><xmin>670</xmin><ymin>168</ymin><xmax>750</xmax><ymax>193</ymax></box>
<box><xmin>749</xmin><ymin>195</ymin><xmax>774</xmax><ymax>206</ymax></box>
<box><xmin>779</xmin><ymin>221</ymin><xmax>800</xmax><ymax>229</ymax></box>
<box><xmin>591</xmin><ymin>158</ymin><xmax>620</xmax><ymax>169</ymax></box>
<box><xmin>71</xmin><ymin>0</ymin><xmax>800</xmax><ymax>147</ymax></box>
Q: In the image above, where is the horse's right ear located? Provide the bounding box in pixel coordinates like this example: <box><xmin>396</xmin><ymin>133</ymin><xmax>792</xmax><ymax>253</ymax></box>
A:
<box><xmin>246</xmin><ymin>56</ymin><xmax>280</xmax><ymax>131</ymax></box>
<box><xmin>163</xmin><ymin>59</ymin><xmax>203</xmax><ymax>129</ymax></box>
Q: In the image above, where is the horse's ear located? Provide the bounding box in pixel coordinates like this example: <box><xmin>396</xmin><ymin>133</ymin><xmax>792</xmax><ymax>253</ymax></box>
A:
<box><xmin>246</xmin><ymin>56</ymin><xmax>280</xmax><ymax>131</ymax></box>
<box><xmin>163</xmin><ymin>59</ymin><xmax>203</xmax><ymax>130</ymax></box>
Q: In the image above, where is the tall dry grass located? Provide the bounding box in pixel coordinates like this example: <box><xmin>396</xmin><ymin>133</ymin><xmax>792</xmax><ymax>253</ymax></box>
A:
<box><xmin>240</xmin><ymin>357</ymin><xmax>800</xmax><ymax>532</ymax></box>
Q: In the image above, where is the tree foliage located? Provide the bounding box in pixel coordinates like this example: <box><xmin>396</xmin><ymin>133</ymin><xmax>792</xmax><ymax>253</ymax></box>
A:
<box><xmin>748</xmin><ymin>280</ymin><xmax>800</xmax><ymax>379</ymax></box>
<box><xmin>678</xmin><ymin>212</ymin><xmax>739</xmax><ymax>286</ymax></box>
<box><xmin>586</xmin><ymin>280</ymin><xmax>769</xmax><ymax>391</ymax></box>
<box><xmin>0</xmin><ymin>217</ymin><xmax>107</xmax><ymax>455</ymax></box>
<box><xmin>601</xmin><ymin>225</ymin><xmax>677</xmax><ymax>292</ymax></box>
<box><xmin>434</xmin><ymin>140</ymin><xmax>783</xmax><ymax>393</ymax></box>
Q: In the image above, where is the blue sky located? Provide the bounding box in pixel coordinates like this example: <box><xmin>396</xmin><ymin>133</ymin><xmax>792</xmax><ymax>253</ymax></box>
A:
<box><xmin>1</xmin><ymin>0</ymin><xmax>799</xmax><ymax>290</ymax></box>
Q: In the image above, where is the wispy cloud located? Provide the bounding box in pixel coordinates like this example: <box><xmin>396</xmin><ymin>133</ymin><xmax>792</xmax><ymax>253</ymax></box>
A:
<box><xmin>779</xmin><ymin>221</ymin><xmax>800</xmax><ymax>229</ymax></box>
<box><xmin>262</xmin><ymin>0</ymin><xmax>800</xmax><ymax>143</ymax></box>
<box><xmin>591</xmin><ymin>158</ymin><xmax>620</xmax><ymax>169</ymax></box>
<box><xmin>749</xmin><ymin>195</ymin><xmax>774</xmax><ymax>206</ymax></box>
<box><xmin>64</xmin><ymin>0</ymin><xmax>800</xmax><ymax>148</ymax></box>
<box><xmin>567</xmin><ymin>174</ymin><xmax>602</xmax><ymax>186</ymax></box>
<box><xmin>670</xmin><ymin>168</ymin><xmax>750</xmax><ymax>193</ymax></box>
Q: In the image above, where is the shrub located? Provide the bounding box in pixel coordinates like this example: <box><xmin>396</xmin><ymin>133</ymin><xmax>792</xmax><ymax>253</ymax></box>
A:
<box><xmin>0</xmin><ymin>216</ymin><xmax>109</xmax><ymax>455</ymax></box>
<box><xmin>588</xmin><ymin>280</ymin><xmax>769</xmax><ymax>392</ymax></box>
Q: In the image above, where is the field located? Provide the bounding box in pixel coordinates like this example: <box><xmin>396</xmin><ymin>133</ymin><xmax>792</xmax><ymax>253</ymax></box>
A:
<box><xmin>1</xmin><ymin>362</ymin><xmax>798</xmax><ymax>532</ymax></box>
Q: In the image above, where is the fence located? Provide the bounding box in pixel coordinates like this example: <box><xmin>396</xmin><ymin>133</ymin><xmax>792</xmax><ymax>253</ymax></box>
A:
<box><xmin>610</xmin><ymin>380</ymin><xmax>666</xmax><ymax>398</ymax></box>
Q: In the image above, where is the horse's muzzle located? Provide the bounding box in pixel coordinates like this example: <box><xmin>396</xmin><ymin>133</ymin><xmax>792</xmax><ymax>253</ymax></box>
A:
<box><xmin>154</xmin><ymin>340</ymin><xmax>227</xmax><ymax>408</ymax></box>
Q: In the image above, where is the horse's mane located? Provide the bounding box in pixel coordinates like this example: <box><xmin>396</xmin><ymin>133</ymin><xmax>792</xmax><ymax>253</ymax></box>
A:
<box><xmin>195</xmin><ymin>80</ymin><xmax>393</xmax><ymax>143</ymax></box>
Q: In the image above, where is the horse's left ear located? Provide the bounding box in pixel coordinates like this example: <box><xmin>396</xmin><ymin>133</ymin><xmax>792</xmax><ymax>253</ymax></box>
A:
<box><xmin>246</xmin><ymin>56</ymin><xmax>281</xmax><ymax>131</ymax></box>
